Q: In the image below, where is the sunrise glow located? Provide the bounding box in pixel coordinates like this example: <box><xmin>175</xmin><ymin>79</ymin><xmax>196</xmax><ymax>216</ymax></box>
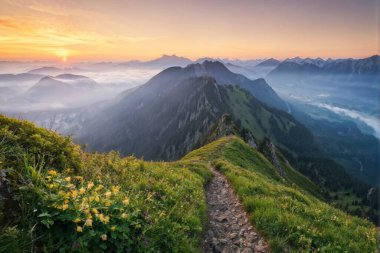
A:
<box><xmin>0</xmin><ymin>0</ymin><xmax>379</xmax><ymax>61</ymax></box>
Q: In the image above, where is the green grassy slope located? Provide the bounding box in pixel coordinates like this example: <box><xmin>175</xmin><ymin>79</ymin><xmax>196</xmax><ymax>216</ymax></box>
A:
<box><xmin>1</xmin><ymin>115</ymin><xmax>378</xmax><ymax>252</ymax></box>
<box><xmin>183</xmin><ymin>136</ymin><xmax>379</xmax><ymax>252</ymax></box>
<box><xmin>225</xmin><ymin>86</ymin><xmax>318</xmax><ymax>156</ymax></box>
<box><xmin>0</xmin><ymin>115</ymin><xmax>212</xmax><ymax>253</ymax></box>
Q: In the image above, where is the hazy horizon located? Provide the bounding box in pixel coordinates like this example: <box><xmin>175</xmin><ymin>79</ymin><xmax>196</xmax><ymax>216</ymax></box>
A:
<box><xmin>1</xmin><ymin>53</ymin><xmax>380</xmax><ymax>64</ymax></box>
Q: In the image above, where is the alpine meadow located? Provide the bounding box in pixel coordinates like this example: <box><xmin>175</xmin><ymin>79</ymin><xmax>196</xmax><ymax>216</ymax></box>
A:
<box><xmin>0</xmin><ymin>0</ymin><xmax>379</xmax><ymax>252</ymax></box>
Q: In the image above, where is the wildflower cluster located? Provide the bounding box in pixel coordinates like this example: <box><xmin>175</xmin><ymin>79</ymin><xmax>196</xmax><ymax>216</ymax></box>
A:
<box><xmin>36</xmin><ymin>169</ymin><xmax>141</xmax><ymax>251</ymax></box>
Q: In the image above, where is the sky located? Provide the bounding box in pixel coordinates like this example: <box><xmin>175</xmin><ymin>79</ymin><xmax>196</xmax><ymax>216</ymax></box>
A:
<box><xmin>0</xmin><ymin>0</ymin><xmax>379</xmax><ymax>61</ymax></box>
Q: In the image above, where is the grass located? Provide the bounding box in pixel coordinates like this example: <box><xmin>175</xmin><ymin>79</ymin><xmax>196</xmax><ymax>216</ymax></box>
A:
<box><xmin>1</xmin><ymin>115</ymin><xmax>378</xmax><ymax>252</ymax></box>
<box><xmin>184</xmin><ymin>136</ymin><xmax>379</xmax><ymax>253</ymax></box>
<box><xmin>0</xmin><ymin>115</ymin><xmax>211</xmax><ymax>253</ymax></box>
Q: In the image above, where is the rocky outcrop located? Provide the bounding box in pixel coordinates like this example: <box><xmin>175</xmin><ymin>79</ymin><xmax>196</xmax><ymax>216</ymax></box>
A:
<box><xmin>203</xmin><ymin>114</ymin><xmax>257</xmax><ymax>149</ymax></box>
<box><xmin>258</xmin><ymin>138</ymin><xmax>286</xmax><ymax>178</ymax></box>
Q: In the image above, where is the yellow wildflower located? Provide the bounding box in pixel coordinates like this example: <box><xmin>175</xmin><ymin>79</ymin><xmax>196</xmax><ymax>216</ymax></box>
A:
<box><xmin>94</xmin><ymin>196</ymin><xmax>100</xmax><ymax>202</ymax></box>
<box><xmin>89</xmin><ymin>196</ymin><xmax>95</xmax><ymax>202</ymax></box>
<box><xmin>71</xmin><ymin>190</ymin><xmax>77</xmax><ymax>199</ymax></box>
<box><xmin>87</xmin><ymin>182</ymin><xmax>94</xmax><ymax>189</ymax></box>
<box><xmin>105</xmin><ymin>200</ymin><xmax>111</xmax><ymax>207</ymax></box>
<box><xmin>111</xmin><ymin>226</ymin><xmax>116</xmax><ymax>231</ymax></box>
<box><xmin>76</xmin><ymin>226</ymin><xmax>83</xmax><ymax>233</ymax></box>
<box><xmin>121</xmin><ymin>213</ymin><xmax>129</xmax><ymax>219</ymax></box>
<box><xmin>105</xmin><ymin>191</ymin><xmax>112</xmax><ymax>198</ymax></box>
<box><xmin>98</xmin><ymin>213</ymin><xmax>104</xmax><ymax>221</ymax></box>
<box><xmin>104</xmin><ymin>216</ymin><xmax>110</xmax><ymax>224</ymax></box>
<box><xmin>62</xmin><ymin>204</ymin><xmax>69</xmax><ymax>210</ymax></box>
<box><xmin>79</xmin><ymin>187</ymin><xmax>85</xmax><ymax>194</ymax></box>
<box><xmin>48</xmin><ymin>170</ymin><xmax>57</xmax><ymax>176</ymax></box>
<box><xmin>122</xmin><ymin>197</ymin><xmax>129</xmax><ymax>205</ymax></box>
<box><xmin>111</xmin><ymin>186</ymin><xmax>120</xmax><ymax>194</ymax></box>
<box><xmin>92</xmin><ymin>208</ymin><xmax>99</xmax><ymax>214</ymax></box>
<box><xmin>85</xmin><ymin>219</ymin><xmax>93</xmax><ymax>227</ymax></box>
<box><xmin>100</xmin><ymin>234</ymin><xmax>107</xmax><ymax>241</ymax></box>
<box><xmin>65</xmin><ymin>177</ymin><xmax>71</xmax><ymax>182</ymax></box>
<box><xmin>73</xmin><ymin>218</ymin><xmax>81</xmax><ymax>223</ymax></box>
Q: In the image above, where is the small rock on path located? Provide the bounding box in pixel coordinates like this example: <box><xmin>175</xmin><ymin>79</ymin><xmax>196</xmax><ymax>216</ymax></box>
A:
<box><xmin>203</xmin><ymin>166</ymin><xmax>269</xmax><ymax>253</ymax></box>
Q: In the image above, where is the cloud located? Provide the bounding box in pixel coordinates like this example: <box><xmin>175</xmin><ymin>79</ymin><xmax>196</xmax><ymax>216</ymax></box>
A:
<box><xmin>315</xmin><ymin>103</ymin><xmax>380</xmax><ymax>139</ymax></box>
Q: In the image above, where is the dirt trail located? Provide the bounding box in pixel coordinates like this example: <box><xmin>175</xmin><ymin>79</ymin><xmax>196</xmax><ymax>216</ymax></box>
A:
<box><xmin>203</xmin><ymin>166</ymin><xmax>269</xmax><ymax>253</ymax></box>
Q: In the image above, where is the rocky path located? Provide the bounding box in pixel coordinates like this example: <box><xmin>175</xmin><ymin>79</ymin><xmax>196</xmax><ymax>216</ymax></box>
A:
<box><xmin>203</xmin><ymin>166</ymin><xmax>269</xmax><ymax>253</ymax></box>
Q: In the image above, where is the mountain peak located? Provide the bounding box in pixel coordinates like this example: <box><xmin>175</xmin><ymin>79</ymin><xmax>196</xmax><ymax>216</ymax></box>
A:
<box><xmin>185</xmin><ymin>60</ymin><xmax>231</xmax><ymax>73</ymax></box>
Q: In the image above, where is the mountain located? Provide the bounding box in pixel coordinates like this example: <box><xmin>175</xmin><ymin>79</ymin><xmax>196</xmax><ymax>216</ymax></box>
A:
<box><xmin>183</xmin><ymin>61</ymin><xmax>287</xmax><ymax>110</ymax></box>
<box><xmin>323</xmin><ymin>55</ymin><xmax>380</xmax><ymax>76</ymax></box>
<box><xmin>284</xmin><ymin>57</ymin><xmax>326</xmax><ymax>68</ymax></box>
<box><xmin>1</xmin><ymin>114</ymin><xmax>377</xmax><ymax>252</ymax></box>
<box><xmin>143</xmin><ymin>54</ymin><xmax>192</xmax><ymax>68</ymax></box>
<box><xmin>268</xmin><ymin>61</ymin><xmax>321</xmax><ymax>79</ymax></box>
<box><xmin>27</xmin><ymin>66</ymin><xmax>63</xmax><ymax>75</ymax></box>
<box><xmin>255</xmin><ymin>58</ymin><xmax>280</xmax><ymax>67</ymax></box>
<box><xmin>268</xmin><ymin>55</ymin><xmax>380</xmax><ymax>83</ymax></box>
<box><xmin>224</xmin><ymin>62</ymin><xmax>260</xmax><ymax>80</ymax></box>
<box><xmin>0</xmin><ymin>73</ymin><xmax>44</xmax><ymax>89</ymax></box>
<box><xmin>55</xmin><ymin>74</ymin><xmax>100</xmax><ymax>90</ymax></box>
<box><xmin>118</xmin><ymin>54</ymin><xmax>192</xmax><ymax>69</ymax></box>
<box><xmin>26</xmin><ymin>74</ymin><xmax>101</xmax><ymax>104</ymax></box>
<box><xmin>27</xmin><ymin>76</ymin><xmax>78</xmax><ymax>102</ymax></box>
<box><xmin>75</xmin><ymin>61</ymin><xmax>314</xmax><ymax>160</ymax></box>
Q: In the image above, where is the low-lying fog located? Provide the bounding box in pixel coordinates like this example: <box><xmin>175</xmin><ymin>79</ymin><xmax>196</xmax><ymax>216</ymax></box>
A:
<box><xmin>0</xmin><ymin>61</ymin><xmax>161</xmax><ymax>112</ymax></box>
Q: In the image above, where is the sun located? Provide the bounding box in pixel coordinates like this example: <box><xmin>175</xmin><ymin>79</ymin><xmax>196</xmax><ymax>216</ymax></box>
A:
<box><xmin>55</xmin><ymin>48</ymin><xmax>70</xmax><ymax>62</ymax></box>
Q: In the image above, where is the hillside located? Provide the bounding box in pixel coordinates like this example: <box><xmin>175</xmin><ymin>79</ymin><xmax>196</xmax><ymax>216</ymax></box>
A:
<box><xmin>0</xmin><ymin>115</ymin><xmax>378</xmax><ymax>252</ymax></box>
<box><xmin>0</xmin><ymin>115</ymin><xmax>212</xmax><ymax>252</ymax></box>
<box><xmin>184</xmin><ymin>137</ymin><xmax>379</xmax><ymax>252</ymax></box>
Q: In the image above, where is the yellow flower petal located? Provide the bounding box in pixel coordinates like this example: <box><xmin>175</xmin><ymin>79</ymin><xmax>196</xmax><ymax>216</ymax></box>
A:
<box><xmin>85</xmin><ymin>219</ymin><xmax>93</xmax><ymax>227</ymax></box>
<box><xmin>100</xmin><ymin>234</ymin><xmax>107</xmax><ymax>241</ymax></box>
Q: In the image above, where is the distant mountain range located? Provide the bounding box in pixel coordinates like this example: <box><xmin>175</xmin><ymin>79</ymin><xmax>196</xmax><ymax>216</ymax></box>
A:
<box><xmin>118</xmin><ymin>54</ymin><xmax>193</xmax><ymax>69</ymax></box>
<box><xmin>266</xmin><ymin>55</ymin><xmax>380</xmax><ymax>116</ymax></box>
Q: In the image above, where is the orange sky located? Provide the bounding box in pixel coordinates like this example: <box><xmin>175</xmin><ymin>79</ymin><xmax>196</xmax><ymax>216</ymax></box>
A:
<box><xmin>0</xmin><ymin>0</ymin><xmax>379</xmax><ymax>61</ymax></box>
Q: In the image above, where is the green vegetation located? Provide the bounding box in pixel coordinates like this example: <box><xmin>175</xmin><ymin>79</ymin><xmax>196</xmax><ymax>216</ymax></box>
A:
<box><xmin>184</xmin><ymin>137</ymin><xmax>379</xmax><ymax>252</ymax></box>
<box><xmin>0</xmin><ymin>115</ymin><xmax>211</xmax><ymax>253</ymax></box>
<box><xmin>0</xmin><ymin>115</ymin><xmax>378</xmax><ymax>252</ymax></box>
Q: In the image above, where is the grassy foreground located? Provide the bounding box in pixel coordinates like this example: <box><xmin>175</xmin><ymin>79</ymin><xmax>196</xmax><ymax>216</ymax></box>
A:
<box><xmin>0</xmin><ymin>115</ymin><xmax>211</xmax><ymax>253</ymax></box>
<box><xmin>0</xmin><ymin>115</ymin><xmax>378</xmax><ymax>252</ymax></box>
